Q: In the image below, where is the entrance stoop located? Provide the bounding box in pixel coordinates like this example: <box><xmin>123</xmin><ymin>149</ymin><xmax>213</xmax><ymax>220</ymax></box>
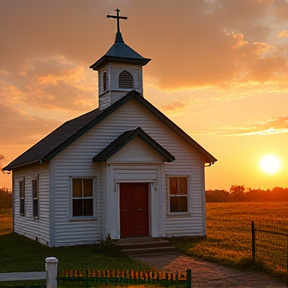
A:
<box><xmin>116</xmin><ymin>237</ymin><xmax>178</xmax><ymax>256</ymax></box>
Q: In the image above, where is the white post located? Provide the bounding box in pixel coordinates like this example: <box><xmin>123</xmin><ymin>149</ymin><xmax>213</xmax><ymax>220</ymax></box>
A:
<box><xmin>45</xmin><ymin>257</ymin><xmax>58</xmax><ymax>288</ymax></box>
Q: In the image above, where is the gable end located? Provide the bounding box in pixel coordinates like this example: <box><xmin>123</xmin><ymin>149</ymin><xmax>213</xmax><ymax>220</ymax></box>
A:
<box><xmin>93</xmin><ymin>127</ymin><xmax>175</xmax><ymax>162</ymax></box>
<box><xmin>3</xmin><ymin>90</ymin><xmax>216</xmax><ymax>171</ymax></box>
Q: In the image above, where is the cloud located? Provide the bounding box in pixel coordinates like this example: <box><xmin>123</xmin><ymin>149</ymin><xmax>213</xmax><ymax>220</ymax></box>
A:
<box><xmin>159</xmin><ymin>98</ymin><xmax>205</xmax><ymax>116</ymax></box>
<box><xmin>278</xmin><ymin>30</ymin><xmax>288</xmax><ymax>38</ymax></box>
<box><xmin>0</xmin><ymin>104</ymin><xmax>61</xmax><ymax>146</ymax></box>
<box><xmin>139</xmin><ymin>0</ymin><xmax>288</xmax><ymax>91</ymax></box>
<box><xmin>1</xmin><ymin>0</ymin><xmax>288</xmax><ymax>137</ymax></box>
<box><xmin>0</xmin><ymin>55</ymin><xmax>98</xmax><ymax>112</ymax></box>
<box><xmin>201</xmin><ymin>115</ymin><xmax>288</xmax><ymax>136</ymax></box>
<box><xmin>1</xmin><ymin>0</ymin><xmax>288</xmax><ymax>96</ymax></box>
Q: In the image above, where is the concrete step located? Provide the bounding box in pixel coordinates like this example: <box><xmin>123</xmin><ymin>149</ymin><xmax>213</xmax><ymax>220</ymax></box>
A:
<box><xmin>122</xmin><ymin>246</ymin><xmax>178</xmax><ymax>256</ymax></box>
<box><xmin>117</xmin><ymin>240</ymin><xmax>170</xmax><ymax>249</ymax></box>
<box><xmin>116</xmin><ymin>237</ymin><xmax>178</xmax><ymax>256</ymax></box>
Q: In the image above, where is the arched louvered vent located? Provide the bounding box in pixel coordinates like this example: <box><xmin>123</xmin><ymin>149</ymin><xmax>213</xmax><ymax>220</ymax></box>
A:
<box><xmin>103</xmin><ymin>71</ymin><xmax>107</xmax><ymax>92</ymax></box>
<box><xmin>119</xmin><ymin>70</ymin><xmax>134</xmax><ymax>88</ymax></box>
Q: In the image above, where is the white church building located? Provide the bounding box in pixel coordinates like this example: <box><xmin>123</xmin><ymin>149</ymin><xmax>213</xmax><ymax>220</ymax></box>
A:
<box><xmin>3</xmin><ymin>10</ymin><xmax>217</xmax><ymax>247</ymax></box>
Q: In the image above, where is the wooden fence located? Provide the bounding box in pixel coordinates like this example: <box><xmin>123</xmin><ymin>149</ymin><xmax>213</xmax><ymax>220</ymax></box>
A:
<box><xmin>58</xmin><ymin>268</ymin><xmax>192</xmax><ymax>287</ymax></box>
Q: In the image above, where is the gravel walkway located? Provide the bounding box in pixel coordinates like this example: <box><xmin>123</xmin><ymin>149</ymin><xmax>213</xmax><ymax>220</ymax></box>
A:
<box><xmin>134</xmin><ymin>252</ymin><xmax>286</xmax><ymax>288</ymax></box>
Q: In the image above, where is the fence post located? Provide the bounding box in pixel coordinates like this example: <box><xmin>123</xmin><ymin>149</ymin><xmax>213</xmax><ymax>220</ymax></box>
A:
<box><xmin>252</xmin><ymin>221</ymin><xmax>256</xmax><ymax>265</ymax></box>
<box><xmin>186</xmin><ymin>269</ymin><xmax>191</xmax><ymax>288</ymax></box>
<box><xmin>45</xmin><ymin>257</ymin><xmax>58</xmax><ymax>288</ymax></box>
<box><xmin>286</xmin><ymin>234</ymin><xmax>288</xmax><ymax>288</ymax></box>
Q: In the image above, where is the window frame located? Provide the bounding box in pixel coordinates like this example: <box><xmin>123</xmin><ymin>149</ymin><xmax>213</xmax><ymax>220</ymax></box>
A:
<box><xmin>19</xmin><ymin>179</ymin><xmax>25</xmax><ymax>216</ymax></box>
<box><xmin>70</xmin><ymin>177</ymin><xmax>96</xmax><ymax>220</ymax></box>
<box><xmin>103</xmin><ymin>71</ymin><xmax>107</xmax><ymax>92</ymax></box>
<box><xmin>118</xmin><ymin>70</ymin><xmax>134</xmax><ymax>89</ymax></box>
<box><xmin>167</xmin><ymin>175</ymin><xmax>190</xmax><ymax>215</ymax></box>
<box><xmin>32</xmin><ymin>177</ymin><xmax>39</xmax><ymax>219</ymax></box>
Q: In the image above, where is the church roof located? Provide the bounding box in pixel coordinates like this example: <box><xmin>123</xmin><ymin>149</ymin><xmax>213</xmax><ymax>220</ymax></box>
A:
<box><xmin>3</xmin><ymin>109</ymin><xmax>100</xmax><ymax>170</ymax></box>
<box><xmin>89</xmin><ymin>32</ymin><xmax>151</xmax><ymax>70</ymax></box>
<box><xmin>3</xmin><ymin>90</ymin><xmax>217</xmax><ymax>171</ymax></box>
<box><xmin>93</xmin><ymin>127</ymin><xmax>175</xmax><ymax>162</ymax></box>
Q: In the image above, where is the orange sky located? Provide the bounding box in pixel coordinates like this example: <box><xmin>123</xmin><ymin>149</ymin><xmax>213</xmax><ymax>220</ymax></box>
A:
<box><xmin>1</xmin><ymin>0</ymin><xmax>287</xmax><ymax>190</ymax></box>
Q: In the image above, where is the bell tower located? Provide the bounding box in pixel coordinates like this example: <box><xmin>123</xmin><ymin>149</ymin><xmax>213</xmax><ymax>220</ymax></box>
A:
<box><xmin>90</xmin><ymin>9</ymin><xmax>151</xmax><ymax>110</ymax></box>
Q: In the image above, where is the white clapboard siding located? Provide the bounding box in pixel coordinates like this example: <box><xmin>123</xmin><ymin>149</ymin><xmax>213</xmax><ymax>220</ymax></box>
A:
<box><xmin>98</xmin><ymin>64</ymin><xmax>142</xmax><ymax>94</ymax></box>
<box><xmin>113</xmin><ymin>165</ymin><xmax>158</xmax><ymax>182</ymax></box>
<box><xmin>98</xmin><ymin>162</ymin><xmax>107</xmax><ymax>238</ymax></box>
<box><xmin>13</xmin><ymin>163</ymin><xmax>50</xmax><ymax>245</ymax></box>
<box><xmin>99</xmin><ymin>93</ymin><xmax>111</xmax><ymax>110</ymax></box>
<box><xmin>51</xmin><ymin>98</ymin><xmax>206</xmax><ymax>246</ymax></box>
<box><xmin>51</xmin><ymin>161</ymin><xmax>100</xmax><ymax>247</ymax></box>
<box><xmin>108</xmin><ymin>137</ymin><xmax>166</xmax><ymax>164</ymax></box>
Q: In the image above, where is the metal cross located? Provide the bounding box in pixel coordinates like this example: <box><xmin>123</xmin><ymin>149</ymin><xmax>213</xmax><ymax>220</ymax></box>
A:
<box><xmin>107</xmin><ymin>9</ymin><xmax>127</xmax><ymax>34</ymax></box>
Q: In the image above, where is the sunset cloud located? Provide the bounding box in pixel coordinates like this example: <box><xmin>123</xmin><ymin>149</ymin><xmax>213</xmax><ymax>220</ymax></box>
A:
<box><xmin>278</xmin><ymin>30</ymin><xmax>288</xmax><ymax>38</ymax></box>
<box><xmin>159</xmin><ymin>98</ymin><xmax>205</xmax><ymax>116</ymax></box>
<box><xmin>1</xmin><ymin>0</ymin><xmax>288</xmax><ymax>96</ymax></box>
<box><xmin>203</xmin><ymin>116</ymin><xmax>288</xmax><ymax>136</ymax></box>
<box><xmin>0</xmin><ymin>56</ymin><xmax>97</xmax><ymax>113</ymax></box>
<box><xmin>142</xmin><ymin>0</ymin><xmax>288</xmax><ymax>91</ymax></box>
<box><xmin>0</xmin><ymin>105</ymin><xmax>61</xmax><ymax>146</ymax></box>
<box><xmin>1</xmin><ymin>0</ymin><xmax>288</xmax><ymax>190</ymax></box>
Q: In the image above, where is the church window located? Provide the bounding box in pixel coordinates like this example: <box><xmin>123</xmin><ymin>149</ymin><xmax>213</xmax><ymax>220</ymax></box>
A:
<box><xmin>103</xmin><ymin>71</ymin><xmax>107</xmax><ymax>92</ymax></box>
<box><xmin>19</xmin><ymin>179</ymin><xmax>25</xmax><ymax>216</ymax></box>
<box><xmin>168</xmin><ymin>176</ymin><xmax>188</xmax><ymax>213</ymax></box>
<box><xmin>72</xmin><ymin>178</ymin><xmax>95</xmax><ymax>218</ymax></box>
<box><xmin>119</xmin><ymin>70</ymin><xmax>134</xmax><ymax>88</ymax></box>
<box><xmin>32</xmin><ymin>178</ymin><xmax>39</xmax><ymax>219</ymax></box>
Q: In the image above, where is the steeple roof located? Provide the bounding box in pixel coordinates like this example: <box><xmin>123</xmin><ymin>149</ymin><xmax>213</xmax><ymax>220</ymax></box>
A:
<box><xmin>90</xmin><ymin>34</ymin><xmax>150</xmax><ymax>70</ymax></box>
<box><xmin>90</xmin><ymin>9</ymin><xmax>150</xmax><ymax>70</ymax></box>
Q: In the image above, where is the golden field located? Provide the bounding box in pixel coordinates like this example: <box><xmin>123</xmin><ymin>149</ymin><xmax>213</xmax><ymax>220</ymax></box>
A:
<box><xmin>172</xmin><ymin>202</ymin><xmax>288</xmax><ymax>279</ymax></box>
<box><xmin>0</xmin><ymin>208</ymin><xmax>12</xmax><ymax>236</ymax></box>
<box><xmin>204</xmin><ymin>202</ymin><xmax>287</xmax><ymax>262</ymax></box>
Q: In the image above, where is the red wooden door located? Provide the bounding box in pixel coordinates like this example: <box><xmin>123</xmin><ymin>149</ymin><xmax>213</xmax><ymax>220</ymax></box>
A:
<box><xmin>120</xmin><ymin>183</ymin><xmax>149</xmax><ymax>238</ymax></box>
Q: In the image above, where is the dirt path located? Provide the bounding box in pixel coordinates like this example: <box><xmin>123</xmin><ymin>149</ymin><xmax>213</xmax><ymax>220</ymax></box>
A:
<box><xmin>134</xmin><ymin>252</ymin><xmax>286</xmax><ymax>288</ymax></box>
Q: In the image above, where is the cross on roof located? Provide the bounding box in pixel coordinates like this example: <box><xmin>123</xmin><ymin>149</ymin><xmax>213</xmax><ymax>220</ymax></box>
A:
<box><xmin>107</xmin><ymin>9</ymin><xmax>127</xmax><ymax>34</ymax></box>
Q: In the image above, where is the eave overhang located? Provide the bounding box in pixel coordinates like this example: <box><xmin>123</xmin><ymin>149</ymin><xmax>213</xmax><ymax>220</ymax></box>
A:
<box><xmin>90</xmin><ymin>55</ymin><xmax>151</xmax><ymax>71</ymax></box>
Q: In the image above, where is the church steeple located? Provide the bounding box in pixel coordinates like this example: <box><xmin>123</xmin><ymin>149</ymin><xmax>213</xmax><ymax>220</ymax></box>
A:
<box><xmin>90</xmin><ymin>9</ymin><xmax>150</xmax><ymax>110</ymax></box>
<box><xmin>107</xmin><ymin>8</ymin><xmax>126</xmax><ymax>44</ymax></box>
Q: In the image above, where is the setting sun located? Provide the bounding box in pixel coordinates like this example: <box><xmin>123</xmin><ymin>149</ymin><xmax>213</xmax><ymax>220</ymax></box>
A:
<box><xmin>259</xmin><ymin>155</ymin><xmax>281</xmax><ymax>174</ymax></box>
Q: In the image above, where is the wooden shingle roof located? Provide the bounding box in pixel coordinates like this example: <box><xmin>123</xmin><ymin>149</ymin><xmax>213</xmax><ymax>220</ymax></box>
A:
<box><xmin>3</xmin><ymin>90</ymin><xmax>217</xmax><ymax>171</ymax></box>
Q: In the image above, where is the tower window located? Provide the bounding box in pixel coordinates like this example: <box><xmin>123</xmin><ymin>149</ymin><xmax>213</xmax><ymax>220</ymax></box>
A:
<box><xmin>103</xmin><ymin>71</ymin><xmax>107</xmax><ymax>92</ymax></box>
<box><xmin>119</xmin><ymin>70</ymin><xmax>134</xmax><ymax>88</ymax></box>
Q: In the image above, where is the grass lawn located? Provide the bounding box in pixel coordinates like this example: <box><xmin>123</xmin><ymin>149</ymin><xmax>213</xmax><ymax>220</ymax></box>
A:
<box><xmin>0</xmin><ymin>209</ymin><xmax>150</xmax><ymax>273</ymax></box>
<box><xmin>0</xmin><ymin>233</ymin><xmax>150</xmax><ymax>273</ymax></box>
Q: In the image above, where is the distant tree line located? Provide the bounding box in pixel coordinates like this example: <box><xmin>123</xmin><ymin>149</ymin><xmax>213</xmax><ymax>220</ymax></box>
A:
<box><xmin>1</xmin><ymin>185</ymin><xmax>288</xmax><ymax>207</ymax></box>
<box><xmin>0</xmin><ymin>188</ymin><xmax>12</xmax><ymax>208</ymax></box>
<box><xmin>206</xmin><ymin>185</ymin><xmax>288</xmax><ymax>202</ymax></box>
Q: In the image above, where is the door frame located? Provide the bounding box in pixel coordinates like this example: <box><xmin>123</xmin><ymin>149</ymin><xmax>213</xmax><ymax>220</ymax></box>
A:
<box><xmin>107</xmin><ymin>163</ymin><xmax>162</xmax><ymax>240</ymax></box>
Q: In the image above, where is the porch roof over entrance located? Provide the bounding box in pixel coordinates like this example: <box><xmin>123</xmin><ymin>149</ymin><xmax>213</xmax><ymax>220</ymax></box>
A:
<box><xmin>92</xmin><ymin>127</ymin><xmax>175</xmax><ymax>163</ymax></box>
